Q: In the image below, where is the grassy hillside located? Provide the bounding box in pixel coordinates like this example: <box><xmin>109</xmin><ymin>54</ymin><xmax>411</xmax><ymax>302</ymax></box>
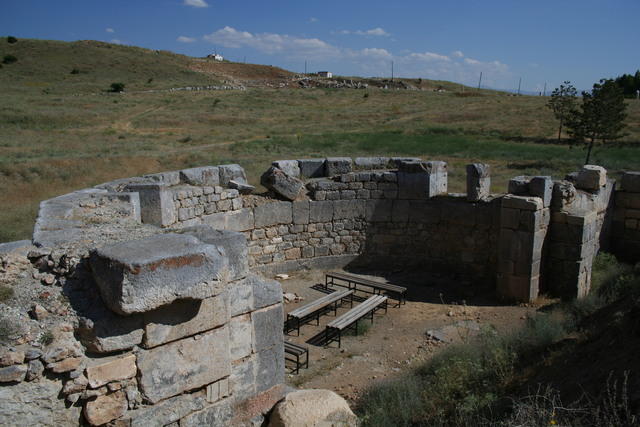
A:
<box><xmin>1</xmin><ymin>37</ymin><xmax>639</xmax><ymax>242</ymax></box>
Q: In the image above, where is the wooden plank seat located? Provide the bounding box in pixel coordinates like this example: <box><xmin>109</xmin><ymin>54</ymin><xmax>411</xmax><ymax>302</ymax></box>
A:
<box><xmin>325</xmin><ymin>272</ymin><xmax>407</xmax><ymax>306</ymax></box>
<box><xmin>285</xmin><ymin>289</ymin><xmax>354</xmax><ymax>336</ymax></box>
<box><xmin>324</xmin><ymin>295</ymin><xmax>388</xmax><ymax>348</ymax></box>
<box><xmin>284</xmin><ymin>341</ymin><xmax>309</xmax><ymax>375</ymax></box>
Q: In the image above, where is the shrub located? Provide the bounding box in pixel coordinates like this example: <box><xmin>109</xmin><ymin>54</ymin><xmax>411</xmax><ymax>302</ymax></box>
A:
<box><xmin>109</xmin><ymin>82</ymin><xmax>125</xmax><ymax>92</ymax></box>
<box><xmin>2</xmin><ymin>54</ymin><xmax>18</xmax><ymax>64</ymax></box>
<box><xmin>39</xmin><ymin>330</ymin><xmax>54</xmax><ymax>346</ymax></box>
<box><xmin>70</xmin><ymin>68</ymin><xmax>80</xmax><ymax>74</ymax></box>
<box><xmin>0</xmin><ymin>286</ymin><xmax>14</xmax><ymax>302</ymax></box>
<box><xmin>7</xmin><ymin>36</ymin><xmax>17</xmax><ymax>44</ymax></box>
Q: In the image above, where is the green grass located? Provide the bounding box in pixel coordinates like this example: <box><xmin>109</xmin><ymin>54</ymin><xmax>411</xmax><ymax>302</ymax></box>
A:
<box><xmin>1</xmin><ymin>38</ymin><xmax>639</xmax><ymax>242</ymax></box>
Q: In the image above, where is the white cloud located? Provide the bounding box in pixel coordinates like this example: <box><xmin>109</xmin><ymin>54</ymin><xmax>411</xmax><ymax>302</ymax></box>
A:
<box><xmin>336</xmin><ymin>27</ymin><xmax>390</xmax><ymax>37</ymax></box>
<box><xmin>177</xmin><ymin>36</ymin><xmax>197</xmax><ymax>43</ymax></box>
<box><xmin>110</xmin><ymin>39</ymin><xmax>125</xmax><ymax>45</ymax></box>
<box><xmin>203</xmin><ymin>26</ymin><xmax>339</xmax><ymax>59</ymax></box>
<box><xmin>309</xmin><ymin>17</ymin><xmax>318</xmax><ymax>22</ymax></box>
<box><xmin>407</xmin><ymin>52</ymin><xmax>451</xmax><ymax>62</ymax></box>
<box><xmin>184</xmin><ymin>0</ymin><xmax>208</xmax><ymax>8</ymax></box>
<box><xmin>452</xmin><ymin>50</ymin><xmax>464</xmax><ymax>58</ymax></box>
<box><xmin>106</xmin><ymin>28</ymin><xmax>114</xmax><ymax>33</ymax></box>
<box><xmin>464</xmin><ymin>58</ymin><xmax>480</xmax><ymax>65</ymax></box>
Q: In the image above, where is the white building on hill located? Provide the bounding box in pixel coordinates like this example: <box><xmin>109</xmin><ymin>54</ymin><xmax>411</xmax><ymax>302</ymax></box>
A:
<box><xmin>207</xmin><ymin>53</ymin><xmax>224</xmax><ymax>61</ymax></box>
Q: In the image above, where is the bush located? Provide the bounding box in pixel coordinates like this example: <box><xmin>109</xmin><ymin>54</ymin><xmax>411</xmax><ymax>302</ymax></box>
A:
<box><xmin>109</xmin><ymin>82</ymin><xmax>125</xmax><ymax>92</ymax></box>
<box><xmin>70</xmin><ymin>68</ymin><xmax>80</xmax><ymax>74</ymax></box>
<box><xmin>2</xmin><ymin>54</ymin><xmax>17</xmax><ymax>64</ymax></box>
<box><xmin>0</xmin><ymin>286</ymin><xmax>14</xmax><ymax>302</ymax></box>
<box><xmin>7</xmin><ymin>36</ymin><xmax>17</xmax><ymax>44</ymax></box>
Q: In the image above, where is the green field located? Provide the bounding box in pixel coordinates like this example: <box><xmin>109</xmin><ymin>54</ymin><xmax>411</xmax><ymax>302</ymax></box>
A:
<box><xmin>1</xmin><ymin>38</ymin><xmax>639</xmax><ymax>242</ymax></box>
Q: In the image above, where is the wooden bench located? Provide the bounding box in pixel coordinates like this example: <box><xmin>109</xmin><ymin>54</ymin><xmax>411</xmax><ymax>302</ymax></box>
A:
<box><xmin>324</xmin><ymin>295</ymin><xmax>388</xmax><ymax>348</ymax></box>
<box><xmin>284</xmin><ymin>341</ymin><xmax>309</xmax><ymax>375</ymax></box>
<box><xmin>325</xmin><ymin>272</ymin><xmax>407</xmax><ymax>306</ymax></box>
<box><xmin>285</xmin><ymin>289</ymin><xmax>354</xmax><ymax>336</ymax></box>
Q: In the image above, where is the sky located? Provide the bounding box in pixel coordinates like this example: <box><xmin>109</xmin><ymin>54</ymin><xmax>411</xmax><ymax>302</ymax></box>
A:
<box><xmin>2</xmin><ymin>0</ymin><xmax>639</xmax><ymax>92</ymax></box>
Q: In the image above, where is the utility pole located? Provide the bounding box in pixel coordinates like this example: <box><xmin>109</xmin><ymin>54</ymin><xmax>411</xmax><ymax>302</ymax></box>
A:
<box><xmin>517</xmin><ymin>77</ymin><xmax>522</xmax><ymax>95</ymax></box>
<box><xmin>543</xmin><ymin>82</ymin><xmax>547</xmax><ymax>96</ymax></box>
<box><xmin>304</xmin><ymin>60</ymin><xmax>307</xmax><ymax>75</ymax></box>
<box><xmin>477</xmin><ymin>72</ymin><xmax>483</xmax><ymax>91</ymax></box>
<box><xmin>391</xmin><ymin>61</ymin><xmax>394</xmax><ymax>82</ymax></box>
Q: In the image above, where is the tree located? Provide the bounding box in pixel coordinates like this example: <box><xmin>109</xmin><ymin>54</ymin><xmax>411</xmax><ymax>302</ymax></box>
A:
<box><xmin>566</xmin><ymin>79</ymin><xmax>628</xmax><ymax>165</ymax></box>
<box><xmin>109</xmin><ymin>82</ymin><xmax>125</xmax><ymax>92</ymax></box>
<box><xmin>546</xmin><ymin>81</ymin><xmax>577</xmax><ymax>142</ymax></box>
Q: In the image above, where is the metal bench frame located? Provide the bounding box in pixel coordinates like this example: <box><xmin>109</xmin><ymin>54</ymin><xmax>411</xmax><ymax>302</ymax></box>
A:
<box><xmin>284</xmin><ymin>341</ymin><xmax>309</xmax><ymax>375</ymax></box>
<box><xmin>285</xmin><ymin>289</ymin><xmax>354</xmax><ymax>336</ymax></box>
<box><xmin>324</xmin><ymin>295</ymin><xmax>388</xmax><ymax>348</ymax></box>
<box><xmin>325</xmin><ymin>272</ymin><xmax>407</xmax><ymax>306</ymax></box>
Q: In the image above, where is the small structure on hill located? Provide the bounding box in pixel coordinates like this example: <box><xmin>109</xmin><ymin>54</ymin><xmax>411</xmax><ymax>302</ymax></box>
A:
<box><xmin>317</xmin><ymin>71</ymin><xmax>332</xmax><ymax>78</ymax></box>
<box><xmin>207</xmin><ymin>53</ymin><xmax>224</xmax><ymax>61</ymax></box>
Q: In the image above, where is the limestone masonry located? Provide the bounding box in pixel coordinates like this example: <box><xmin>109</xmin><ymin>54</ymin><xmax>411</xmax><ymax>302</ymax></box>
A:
<box><xmin>1</xmin><ymin>155</ymin><xmax>639</xmax><ymax>426</ymax></box>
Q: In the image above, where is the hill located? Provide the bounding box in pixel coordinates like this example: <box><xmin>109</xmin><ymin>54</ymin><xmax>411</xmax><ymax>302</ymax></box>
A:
<box><xmin>0</xmin><ymin>37</ymin><xmax>639</xmax><ymax>243</ymax></box>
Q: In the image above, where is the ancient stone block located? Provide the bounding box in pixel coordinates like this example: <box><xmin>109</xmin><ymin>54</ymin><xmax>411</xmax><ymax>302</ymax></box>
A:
<box><xmin>309</xmin><ymin>201</ymin><xmax>334</xmax><ymax>223</ymax></box>
<box><xmin>365</xmin><ymin>199</ymin><xmax>392</xmax><ymax>222</ymax></box>
<box><xmin>0</xmin><ymin>364</ymin><xmax>27</xmax><ymax>382</ymax></box>
<box><xmin>325</xmin><ymin>157</ymin><xmax>353</xmax><ymax>176</ymax></box>
<box><xmin>354</xmin><ymin>157</ymin><xmax>389</xmax><ymax>170</ymax></box>
<box><xmin>219</xmin><ymin>164</ymin><xmax>247</xmax><ymax>186</ymax></box>
<box><xmin>179</xmin><ymin>166</ymin><xmax>220</xmax><ymax>187</ymax></box>
<box><xmin>230</xmin><ymin>357</ymin><xmax>256</xmax><ymax>401</ymax></box>
<box><xmin>496</xmin><ymin>273</ymin><xmax>538</xmax><ymax>303</ymax></box>
<box><xmin>272</xmin><ymin>160</ymin><xmax>301</xmax><ymax>178</ymax></box>
<box><xmin>125</xmin><ymin>182</ymin><xmax>175</xmax><ymax>227</ymax></box>
<box><xmin>143</xmin><ymin>293</ymin><xmax>229</xmax><ymax>348</ymax></box>
<box><xmin>206</xmin><ymin>377</ymin><xmax>230</xmax><ymax>403</ymax></box>
<box><xmin>226</xmin><ymin>208</ymin><xmax>255</xmax><ymax>231</ymax></box>
<box><xmin>466</xmin><ymin>163</ymin><xmax>491</xmax><ymax>202</ymax></box>
<box><xmin>144</xmin><ymin>170</ymin><xmax>181</xmax><ymax>186</ymax></box>
<box><xmin>333</xmin><ymin>200</ymin><xmax>364</xmax><ymax>220</ymax></box>
<box><xmin>252</xmin><ymin>304</ymin><xmax>284</xmax><ymax>352</ymax></box>
<box><xmin>255</xmin><ymin>345</ymin><xmax>285</xmax><ymax>393</ymax></box>
<box><xmin>298</xmin><ymin>158</ymin><xmax>326</xmax><ymax>178</ymax></box>
<box><xmin>576</xmin><ymin>165</ymin><xmax>607</xmax><ymax>191</ymax></box>
<box><xmin>229</xmin><ymin>314</ymin><xmax>253</xmax><ymax>360</ymax></box>
<box><xmin>254</xmin><ymin>201</ymin><xmax>293</xmax><ymax>227</ymax></box>
<box><xmin>293</xmin><ymin>201</ymin><xmax>310</xmax><ymax>225</ymax></box>
<box><xmin>180</xmin><ymin>397</ymin><xmax>233</xmax><ymax>427</ymax></box>
<box><xmin>392</xmin><ymin>200</ymin><xmax>410</xmax><ymax>223</ymax></box>
<box><xmin>180</xmin><ymin>226</ymin><xmax>249</xmax><ymax>281</ymax></box>
<box><xmin>622</xmin><ymin>171</ymin><xmax>640</xmax><ymax>193</ymax></box>
<box><xmin>500</xmin><ymin>207</ymin><xmax>520</xmax><ymax>229</ymax></box>
<box><xmin>529</xmin><ymin>176</ymin><xmax>553</xmax><ymax>207</ymax></box>
<box><xmin>552</xmin><ymin>180</ymin><xmax>577</xmax><ymax>210</ymax></box>
<box><xmin>261</xmin><ymin>167</ymin><xmax>304</xmax><ymax>201</ymax></box>
<box><xmin>126</xmin><ymin>391</ymin><xmax>208</xmax><ymax>427</ymax></box>
<box><xmin>502</xmin><ymin>195</ymin><xmax>543</xmax><ymax>211</ymax></box>
<box><xmin>507</xmin><ymin>176</ymin><xmax>530</xmax><ymax>195</ymax></box>
<box><xmin>137</xmin><ymin>327</ymin><xmax>231</xmax><ymax>403</ymax></box>
<box><xmin>90</xmin><ymin>233</ymin><xmax>228</xmax><ymax>315</ymax></box>
<box><xmin>83</xmin><ymin>391</ymin><xmax>128</xmax><ymax>426</ymax></box>
<box><xmin>85</xmin><ymin>354</ymin><xmax>136</xmax><ymax>389</ymax></box>
<box><xmin>228</xmin><ymin>180</ymin><xmax>255</xmax><ymax>195</ymax></box>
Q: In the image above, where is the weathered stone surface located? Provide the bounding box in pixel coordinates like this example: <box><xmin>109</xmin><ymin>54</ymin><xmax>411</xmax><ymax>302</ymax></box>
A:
<box><xmin>354</xmin><ymin>157</ymin><xmax>389</xmax><ymax>170</ymax></box>
<box><xmin>47</xmin><ymin>357</ymin><xmax>84</xmax><ymax>373</ymax></box>
<box><xmin>206</xmin><ymin>377</ymin><xmax>230</xmax><ymax>403</ymax></box>
<box><xmin>255</xmin><ymin>201</ymin><xmax>293</xmax><ymax>228</ymax></box>
<box><xmin>83</xmin><ymin>391</ymin><xmax>128</xmax><ymax>426</ymax></box>
<box><xmin>229</xmin><ymin>314</ymin><xmax>253</xmax><ymax>360</ymax></box>
<box><xmin>229</xmin><ymin>179</ymin><xmax>255</xmax><ymax>194</ymax></box>
<box><xmin>0</xmin><ymin>350</ymin><xmax>24</xmax><ymax>367</ymax></box>
<box><xmin>144</xmin><ymin>293</ymin><xmax>229</xmax><ymax>348</ymax></box>
<box><xmin>508</xmin><ymin>176</ymin><xmax>530</xmax><ymax>195</ymax></box>
<box><xmin>126</xmin><ymin>391</ymin><xmax>207</xmax><ymax>427</ymax></box>
<box><xmin>180</xmin><ymin>397</ymin><xmax>234</xmax><ymax>427</ymax></box>
<box><xmin>26</xmin><ymin>359</ymin><xmax>44</xmax><ymax>381</ymax></box>
<box><xmin>85</xmin><ymin>354</ymin><xmax>137</xmax><ymax>388</ymax></box>
<box><xmin>261</xmin><ymin>167</ymin><xmax>304</xmax><ymax>201</ymax></box>
<box><xmin>552</xmin><ymin>180</ymin><xmax>577</xmax><ymax>210</ymax></box>
<box><xmin>0</xmin><ymin>364</ymin><xmax>27</xmax><ymax>382</ymax></box>
<box><xmin>124</xmin><ymin>182</ymin><xmax>175</xmax><ymax>227</ymax></box>
<box><xmin>333</xmin><ymin>200</ymin><xmax>365</xmax><ymax>220</ymax></box>
<box><xmin>529</xmin><ymin>176</ymin><xmax>553</xmax><ymax>207</ymax></box>
<box><xmin>293</xmin><ymin>201</ymin><xmax>310</xmax><ymax>225</ymax></box>
<box><xmin>137</xmin><ymin>326</ymin><xmax>231</xmax><ymax>403</ymax></box>
<box><xmin>268</xmin><ymin>389</ymin><xmax>358</xmax><ymax>427</ymax></box>
<box><xmin>273</xmin><ymin>160</ymin><xmax>301</xmax><ymax>178</ymax></box>
<box><xmin>144</xmin><ymin>170</ymin><xmax>181</xmax><ymax>186</ymax></box>
<box><xmin>179</xmin><ymin>166</ymin><xmax>220</xmax><ymax>186</ymax></box>
<box><xmin>89</xmin><ymin>233</ymin><xmax>228</xmax><ymax>315</ymax></box>
<box><xmin>219</xmin><ymin>164</ymin><xmax>248</xmax><ymax>186</ymax></box>
<box><xmin>180</xmin><ymin>225</ymin><xmax>249</xmax><ymax>281</ymax></box>
<box><xmin>309</xmin><ymin>201</ymin><xmax>334</xmax><ymax>223</ymax></box>
<box><xmin>252</xmin><ymin>275</ymin><xmax>283</xmax><ymax>309</ymax></box>
<box><xmin>77</xmin><ymin>300</ymin><xmax>145</xmax><ymax>353</ymax></box>
<box><xmin>230</xmin><ymin>357</ymin><xmax>257</xmax><ymax>401</ymax></box>
<box><xmin>0</xmin><ymin>377</ymin><xmax>82</xmax><ymax>425</ymax></box>
<box><xmin>622</xmin><ymin>171</ymin><xmax>640</xmax><ymax>193</ymax></box>
<box><xmin>0</xmin><ymin>240</ymin><xmax>31</xmax><ymax>256</ymax></box>
<box><xmin>502</xmin><ymin>195</ymin><xmax>543</xmax><ymax>211</ymax></box>
<box><xmin>252</xmin><ymin>304</ymin><xmax>284</xmax><ymax>352</ymax></box>
<box><xmin>325</xmin><ymin>157</ymin><xmax>352</xmax><ymax>176</ymax></box>
<box><xmin>256</xmin><ymin>345</ymin><xmax>285</xmax><ymax>394</ymax></box>
<box><xmin>576</xmin><ymin>165</ymin><xmax>607</xmax><ymax>191</ymax></box>
<box><xmin>298</xmin><ymin>158</ymin><xmax>326</xmax><ymax>178</ymax></box>
<box><xmin>466</xmin><ymin>163</ymin><xmax>491</xmax><ymax>202</ymax></box>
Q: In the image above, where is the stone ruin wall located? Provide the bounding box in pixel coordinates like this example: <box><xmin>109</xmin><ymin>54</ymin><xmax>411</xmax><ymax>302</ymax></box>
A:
<box><xmin>2</xmin><ymin>155</ymin><xmax>640</xmax><ymax>426</ymax></box>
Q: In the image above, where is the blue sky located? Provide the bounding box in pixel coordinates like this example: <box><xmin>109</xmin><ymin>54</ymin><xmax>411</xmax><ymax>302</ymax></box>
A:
<box><xmin>3</xmin><ymin>0</ymin><xmax>639</xmax><ymax>91</ymax></box>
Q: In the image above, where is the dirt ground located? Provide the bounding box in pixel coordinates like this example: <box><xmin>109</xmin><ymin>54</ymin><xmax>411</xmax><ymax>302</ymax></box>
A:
<box><xmin>278</xmin><ymin>268</ymin><xmax>542</xmax><ymax>406</ymax></box>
